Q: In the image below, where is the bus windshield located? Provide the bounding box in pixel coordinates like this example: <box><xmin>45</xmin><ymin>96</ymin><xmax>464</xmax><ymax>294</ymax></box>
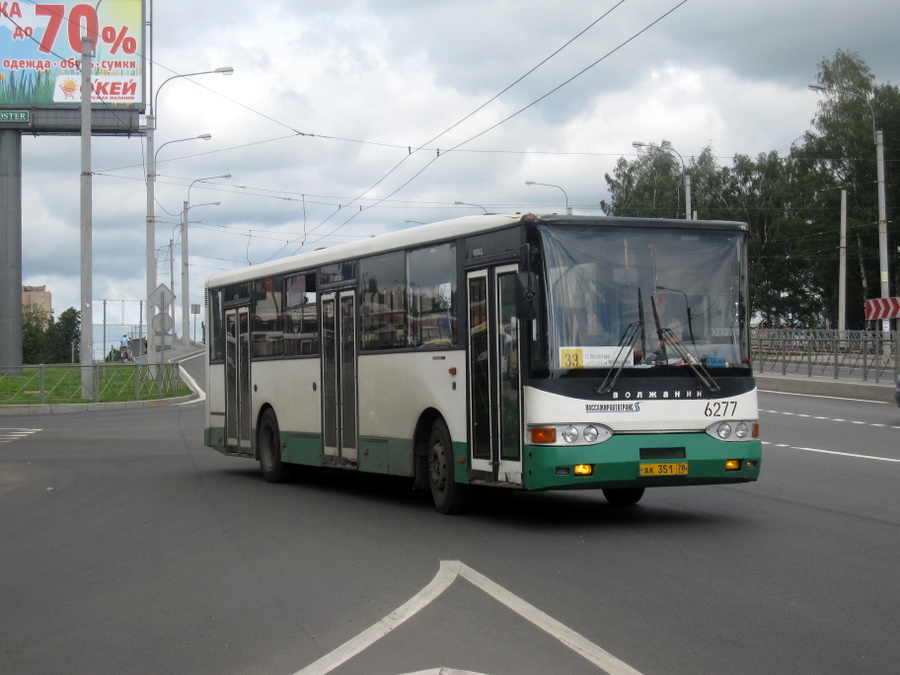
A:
<box><xmin>538</xmin><ymin>225</ymin><xmax>748</xmax><ymax>374</ymax></box>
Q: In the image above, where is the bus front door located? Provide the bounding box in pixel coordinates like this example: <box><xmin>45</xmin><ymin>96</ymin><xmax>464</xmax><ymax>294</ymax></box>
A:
<box><xmin>321</xmin><ymin>291</ymin><xmax>358</xmax><ymax>465</ymax></box>
<box><xmin>467</xmin><ymin>265</ymin><xmax>523</xmax><ymax>485</ymax></box>
<box><xmin>224</xmin><ymin>306</ymin><xmax>252</xmax><ymax>455</ymax></box>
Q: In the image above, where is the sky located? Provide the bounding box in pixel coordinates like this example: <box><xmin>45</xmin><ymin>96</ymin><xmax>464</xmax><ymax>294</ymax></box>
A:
<box><xmin>9</xmin><ymin>0</ymin><xmax>900</xmax><ymax>340</ymax></box>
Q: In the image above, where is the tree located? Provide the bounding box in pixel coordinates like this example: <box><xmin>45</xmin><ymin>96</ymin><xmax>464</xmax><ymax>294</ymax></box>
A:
<box><xmin>22</xmin><ymin>304</ymin><xmax>50</xmax><ymax>364</ymax></box>
<box><xmin>803</xmin><ymin>49</ymin><xmax>900</xmax><ymax>327</ymax></box>
<box><xmin>47</xmin><ymin>307</ymin><xmax>80</xmax><ymax>363</ymax></box>
<box><xmin>22</xmin><ymin>306</ymin><xmax>80</xmax><ymax>364</ymax></box>
<box><xmin>601</xmin><ymin>141</ymin><xmax>687</xmax><ymax>218</ymax></box>
<box><xmin>602</xmin><ymin>50</ymin><xmax>899</xmax><ymax>329</ymax></box>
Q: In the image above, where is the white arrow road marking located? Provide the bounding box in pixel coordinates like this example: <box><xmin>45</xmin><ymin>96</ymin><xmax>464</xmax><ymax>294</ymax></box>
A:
<box><xmin>296</xmin><ymin>559</ymin><xmax>642</xmax><ymax>675</ymax></box>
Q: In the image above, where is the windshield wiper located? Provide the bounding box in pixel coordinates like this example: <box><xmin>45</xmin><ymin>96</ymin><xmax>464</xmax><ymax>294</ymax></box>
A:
<box><xmin>597</xmin><ymin>287</ymin><xmax>645</xmax><ymax>395</ymax></box>
<box><xmin>650</xmin><ymin>292</ymin><xmax>719</xmax><ymax>392</ymax></box>
<box><xmin>658</xmin><ymin>327</ymin><xmax>721</xmax><ymax>392</ymax></box>
<box><xmin>596</xmin><ymin>320</ymin><xmax>642</xmax><ymax>395</ymax></box>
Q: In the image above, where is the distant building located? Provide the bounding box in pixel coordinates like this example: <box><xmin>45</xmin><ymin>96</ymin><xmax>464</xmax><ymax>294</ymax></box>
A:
<box><xmin>22</xmin><ymin>286</ymin><xmax>52</xmax><ymax>327</ymax></box>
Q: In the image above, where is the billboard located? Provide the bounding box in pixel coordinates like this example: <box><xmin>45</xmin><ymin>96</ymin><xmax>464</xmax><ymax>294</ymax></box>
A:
<box><xmin>1</xmin><ymin>0</ymin><xmax>144</xmax><ymax>119</ymax></box>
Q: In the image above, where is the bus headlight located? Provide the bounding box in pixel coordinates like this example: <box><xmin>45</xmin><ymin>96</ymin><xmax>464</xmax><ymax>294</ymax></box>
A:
<box><xmin>706</xmin><ymin>420</ymin><xmax>759</xmax><ymax>441</ymax></box>
<box><xmin>530</xmin><ymin>424</ymin><xmax>613</xmax><ymax>446</ymax></box>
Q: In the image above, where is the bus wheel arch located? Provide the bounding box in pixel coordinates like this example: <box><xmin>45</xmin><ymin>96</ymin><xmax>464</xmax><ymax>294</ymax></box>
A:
<box><xmin>412</xmin><ymin>408</ymin><xmax>441</xmax><ymax>492</ymax></box>
<box><xmin>257</xmin><ymin>405</ymin><xmax>289</xmax><ymax>483</ymax></box>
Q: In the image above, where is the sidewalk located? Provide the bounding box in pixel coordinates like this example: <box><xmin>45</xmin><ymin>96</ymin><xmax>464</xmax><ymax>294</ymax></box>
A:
<box><xmin>755</xmin><ymin>368</ymin><xmax>897</xmax><ymax>403</ymax></box>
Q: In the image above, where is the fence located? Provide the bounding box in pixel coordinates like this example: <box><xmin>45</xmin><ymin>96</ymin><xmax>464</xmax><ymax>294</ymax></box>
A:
<box><xmin>0</xmin><ymin>363</ymin><xmax>184</xmax><ymax>405</ymax></box>
<box><xmin>751</xmin><ymin>328</ymin><xmax>899</xmax><ymax>383</ymax></box>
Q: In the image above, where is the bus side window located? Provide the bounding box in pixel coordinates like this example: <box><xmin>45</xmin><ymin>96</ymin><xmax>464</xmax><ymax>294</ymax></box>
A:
<box><xmin>209</xmin><ymin>288</ymin><xmax>224</xmax><ymax>362</ymax></box>
<box><xmin>361</xmin><ymin>252</ymin><xmax>407</xmax><ymax>350</ymax></box>
<box><xmin>251</xmin><ymin>277</ymin><xmax>284</xmax><ymax>358</ymax></box>
<box><xmin>283</xmin><ymin>272</ymin><xmax>319</xmax><ymax>356</ymax></box>
<box><xmin>408</xmin><ymin>243</ymin><xmax>457</xmax><ymax>349</ymax></box>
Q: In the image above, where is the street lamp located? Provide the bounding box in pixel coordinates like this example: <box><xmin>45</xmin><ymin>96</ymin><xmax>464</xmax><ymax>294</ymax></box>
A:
<box><xmin>455</xmin><ymin>201</ymin><xmax>488</xmax><ymax>213</ymax></box>
<box><xmin>633</xmin><ymin>142</ymin><xmax>692</xmax><ymax>219</ymax></box>
<box><xmin>809</xmin><ymin>84</ymin><xmax>890</xmax><ymax>322</ymax></box>
<box><xmin>525</xmin><ymin>181</ymin><xmax>571</xmax><ymax>215</ymax></box>
<box><xmin>155</xmin><ymin>133</ymin><xmax>212</xmax><ymax>166</ymax></box>
<box><xmin>181</xmin><ymin>175</ymin><xmax>231</xmax><ymax>345</ymax></box>
<box><xmin>146</xmin><ymin>66</ymin><xmax>233</xmax><ymax>361</ymax></box>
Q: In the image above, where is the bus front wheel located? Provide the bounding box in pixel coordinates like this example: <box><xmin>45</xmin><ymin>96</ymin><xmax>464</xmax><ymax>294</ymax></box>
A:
<box><xmin>428</xmin><ymin>419</ymin><xmax>471</xmax><ymax>515</ymax></box>
<box><xmin>602</xmin><ymin>487</ymin><xmax>645</xmax><ymax>506</ymax></box>
<box><xmin>258</xmin><ymin>409</ymin><xmax>289</xmax><ymax>483</ymax></box>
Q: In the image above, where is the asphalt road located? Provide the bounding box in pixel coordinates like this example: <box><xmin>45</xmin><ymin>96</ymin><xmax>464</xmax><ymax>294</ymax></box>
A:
<box><xmin>1</xmin><ymin>362</ymin><xmax>898</xmax><ymax>674</ymax></box>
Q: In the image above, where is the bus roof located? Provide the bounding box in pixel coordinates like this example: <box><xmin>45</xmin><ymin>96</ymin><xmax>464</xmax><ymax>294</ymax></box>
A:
<box><xmin>205</xmin><ymin>213</ymin><xmax>748</xmax><ymax>288</ymax></box>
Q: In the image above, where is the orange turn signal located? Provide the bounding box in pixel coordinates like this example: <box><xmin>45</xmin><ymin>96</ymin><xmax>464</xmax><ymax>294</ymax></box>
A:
<box><xmin>531</xmin><ymin>427</ymin><xmax>557</xmax><ymax>444</ymax></box>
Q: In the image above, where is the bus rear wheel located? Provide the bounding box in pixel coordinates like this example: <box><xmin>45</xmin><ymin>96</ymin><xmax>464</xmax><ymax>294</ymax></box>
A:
<box><xmin>602</xmin><ymin>487</ymin><xmax>645</xmax><ymax>506</ymax></box>
<box><xmin>258</xmin><ymin>409</ymin><xmax>289</xmax><ymax>483</ymax></box>
<box><xmin>428</xmin><ymin>419</ymin><xmax>471</xmax><ymax>515</ymax></box>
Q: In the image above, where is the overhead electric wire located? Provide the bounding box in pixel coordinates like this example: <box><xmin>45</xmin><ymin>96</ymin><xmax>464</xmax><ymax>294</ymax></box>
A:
<box><xmin>286</xmin><ymin>2</ymin><xmax>633</xmax><ymax>251</ymax></box>
<box><xmin>309</xmin><ymin>0</ymin><xmax>689</xmax><ymax>245</ymax></box>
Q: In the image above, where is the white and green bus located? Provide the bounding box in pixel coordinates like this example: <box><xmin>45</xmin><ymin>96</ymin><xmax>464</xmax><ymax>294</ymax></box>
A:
<box><xmin>204</xmin><ymin>213</ymin><xmax>761</xmax><ymax>513</ymax></box>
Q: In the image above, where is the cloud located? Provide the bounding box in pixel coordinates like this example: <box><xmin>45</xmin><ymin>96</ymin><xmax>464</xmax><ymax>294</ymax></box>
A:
<box><xmin>9</xmin><ymin>0</ymin><xmax>899</xmax><ymax>339</ymax></box>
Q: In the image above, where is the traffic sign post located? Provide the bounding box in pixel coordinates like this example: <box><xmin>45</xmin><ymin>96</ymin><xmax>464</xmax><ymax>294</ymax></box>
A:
<box><xmin>149</xmin><ymin>283</ymin><xmax>176</xmax><ymax>362</ymax></box>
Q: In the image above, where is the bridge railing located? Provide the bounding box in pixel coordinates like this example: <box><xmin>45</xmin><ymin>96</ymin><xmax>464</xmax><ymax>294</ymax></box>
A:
<box><xmin>751</xmin><ymin>328</ymin><xmax>899</xmax><ymax>383</ymax></box>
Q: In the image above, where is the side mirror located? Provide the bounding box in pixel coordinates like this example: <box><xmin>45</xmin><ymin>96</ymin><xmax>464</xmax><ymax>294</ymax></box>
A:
<box><xmin>515</xmin><ymin>271</ymin><xmax>540</xmax><ymax>320</ymax></box>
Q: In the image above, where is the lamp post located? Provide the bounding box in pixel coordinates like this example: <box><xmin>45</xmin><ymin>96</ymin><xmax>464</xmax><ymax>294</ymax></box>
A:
<box><xmin>525</xmin><ymin>181</ymin><xmax>571</xmax><ymax>215</ymax></box>
<box><xmin>809</xmin><ymin>84</ymin><xmax>890</xmax><ymax>326</ymax></box>
<box><xmin>633</xmin><ymin>142</ymin><xmax>692</xmax><ymax>219</ymax></box>
<box><xmin>181</xmin><ymin>175</ymin><xmax>230</xmax><ymax>345</ymax></box>
<box><xmin>146</xmin><ymin>66</ymin><xmax>233</xmax><ymax>361</ymax></box>
<box><xmin>455</xmin><ymin>201</ymin><xmax>488</xmax><ymax>213</ymax></box>
<box><xmin>156</xmin><ymin>133</ymin><xmax>212</xmax><ymax>166</ymax></box>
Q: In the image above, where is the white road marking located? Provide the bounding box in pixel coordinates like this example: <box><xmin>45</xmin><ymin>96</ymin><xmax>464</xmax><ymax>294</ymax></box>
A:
<box><xmin>0</xmin><ymin>428</ymin><xmax>41</xmax><ymax>444</ymax></box>
<box><xmin>763</xmin><ymin>442</ymin><xmax>900</xmax><ymax>463</ymax></box>
<box><xmin>759</xmin><ymin>389</ymin><xmax>894</xmax><ymax>404</ymax></box>
<box><xmin>295</xmin><ymin>560</ymin><xmax>642</xmax><ymax>675</ymax></box>
<box><xmin>171</xmin><ymin>353</ymin><xmax>206</xmax><ymax>405</ymax></box>
<box><xmin>760</xmin><ymin>409</ymin><xmax>900</xmax><ymax>431</ymax></box>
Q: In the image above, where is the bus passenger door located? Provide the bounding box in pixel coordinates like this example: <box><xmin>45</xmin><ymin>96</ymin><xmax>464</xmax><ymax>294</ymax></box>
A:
<box><xmin>467</xmin><ymin>265</ymin><xmax>523</xmax><ymax>485</ymax></box>
<box><xmin>321</xmin><ymin>291</ymin><xmax>358</xmax><ymax>465</ymax></box>
<box><xmin>225</xmin><ymin>306</ymin><xmax>252</xmax><ymax>455</ymax></box>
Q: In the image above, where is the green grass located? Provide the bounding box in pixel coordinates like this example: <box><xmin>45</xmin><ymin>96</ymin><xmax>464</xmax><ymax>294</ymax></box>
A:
<box><xmin>0</xmin><ymin>364</ymin><xmax>191</xmax><ymax>405</ymax></box>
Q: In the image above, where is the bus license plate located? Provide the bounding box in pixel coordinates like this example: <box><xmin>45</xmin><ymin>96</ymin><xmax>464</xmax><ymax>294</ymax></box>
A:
<box><xmin>640</xmin><ymin>462</ymin><xmax>688</xmax><ymax>476</ymax></box>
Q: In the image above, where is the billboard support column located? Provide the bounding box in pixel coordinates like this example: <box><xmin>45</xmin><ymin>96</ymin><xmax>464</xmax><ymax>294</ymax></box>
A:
<box><xmin>0</xmin><ymin>130</ymin><xmax>22</xmax><ymax>373</ymax></box>
<box><xmin>79</xmin><ymin>35</ymin><xmax>94</xmax><ymax>398</ymax></box>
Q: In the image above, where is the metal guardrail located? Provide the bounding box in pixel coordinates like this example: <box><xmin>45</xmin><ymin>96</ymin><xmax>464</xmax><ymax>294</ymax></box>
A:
<box><xmin>751</xmin><ymin>329</ymin><xmax>899</xmax><ymax>383</ymax></box>
<box><xmin>0</xmin><ymin>363</ymin><xmax>184</xmax><ymax>405</ymax></box>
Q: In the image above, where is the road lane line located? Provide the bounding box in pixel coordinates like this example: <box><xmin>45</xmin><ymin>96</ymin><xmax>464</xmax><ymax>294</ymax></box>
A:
<box><xmin>764</xmin><ymin>442</ymin><xmax>900</xmax><ymax>463</ymax></box>
<box><xmin>295</xmin><ymin>560</ymin><xmax>642</xmax><ymax>675</ymax></box>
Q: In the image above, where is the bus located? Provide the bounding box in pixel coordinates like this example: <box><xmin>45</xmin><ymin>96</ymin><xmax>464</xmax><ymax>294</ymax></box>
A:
<box><xmin>204</xmin><ymin>213</ymin><xmax>761</xmax><ymax>513</ymax></box>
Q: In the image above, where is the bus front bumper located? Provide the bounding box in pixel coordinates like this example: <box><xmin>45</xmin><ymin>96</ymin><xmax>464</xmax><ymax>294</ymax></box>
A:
<box><xmin>523</xmin><ymin>432</ymin><xmax>762</xmax><ymax>491</ymax></box>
